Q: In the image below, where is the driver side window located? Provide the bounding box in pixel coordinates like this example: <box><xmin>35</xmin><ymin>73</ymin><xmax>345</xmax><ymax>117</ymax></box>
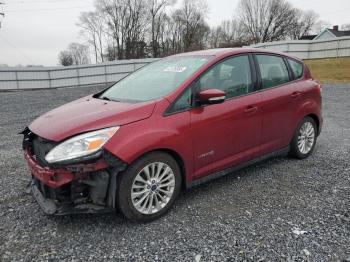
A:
<box><xmin>199</xmin><ymin>55</ymin><xmax>254</xmax><ymax>99</ymax></box>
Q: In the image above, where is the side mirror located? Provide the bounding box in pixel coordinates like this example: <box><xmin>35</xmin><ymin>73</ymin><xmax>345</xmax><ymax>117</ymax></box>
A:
<box><xmin>197</xmin><ymin>89</ymin><xmax>226</xmax><ymax>105</ymax></box>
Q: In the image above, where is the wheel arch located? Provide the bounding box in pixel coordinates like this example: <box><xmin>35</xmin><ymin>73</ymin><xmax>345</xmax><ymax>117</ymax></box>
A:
<box><xmin>305</xmin><ymin>113</ymin><xmax>320</xmax><ymax>136</ymax></box>
<box><xmin>290</xmin><ymin>112</ymin><xmax>321</xmax><ymax>145</ymax></box>
<box><xmin>128</xmin><ymin>148</ymin><xmax>187</xmax><ymax>190</ymax></box>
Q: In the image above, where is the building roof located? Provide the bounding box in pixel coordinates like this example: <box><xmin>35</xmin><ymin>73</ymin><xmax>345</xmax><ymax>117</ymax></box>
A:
<box><xmin>313</xmin><ymin>26</ymin><xmax>350</xmax><ymax>40</ymax></box>
<box><xmin>299</xmin><ymin>35</ymin><xmax>318</xmax><ymax>40</ymax></box>
<box><xmin>327</xmin><ymin>28</ymin><xmax>350</xmax><ymax>37</ymax></box>
<box><xmin>298</xmin><ymin>26</ymin><xmax>350</xmax><ymax>41</ymax></box>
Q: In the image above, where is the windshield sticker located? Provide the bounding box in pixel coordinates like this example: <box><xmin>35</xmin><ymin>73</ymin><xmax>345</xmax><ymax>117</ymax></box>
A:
<box><xmin>163</xmin><ymin>66</ymin><xmax>187</xmax><ymax>73</ymax></box>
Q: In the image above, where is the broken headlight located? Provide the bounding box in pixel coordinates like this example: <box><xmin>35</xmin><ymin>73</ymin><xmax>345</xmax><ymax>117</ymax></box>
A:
<box><xmin>45</xmin><ymin>127</ymin><xmax>119</xmax><ymax>164</ymax></box>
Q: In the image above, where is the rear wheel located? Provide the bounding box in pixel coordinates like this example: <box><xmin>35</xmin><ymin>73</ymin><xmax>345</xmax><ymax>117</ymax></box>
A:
<box><xmin>290</xmin><ymin>116</ymin><xmax>317</xmax><ymax>159</ymax></box>
<box><xmin>117</xmin><ymin>152</ymin><xmax>181</xmax><ymax>222</ymax></box>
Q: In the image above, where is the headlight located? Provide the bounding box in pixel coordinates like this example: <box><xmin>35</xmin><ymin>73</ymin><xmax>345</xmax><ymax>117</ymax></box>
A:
<box><xmin>45</xmin><ymin>126</ymin><xmax>119</xmax><ymax>164</ymax></box>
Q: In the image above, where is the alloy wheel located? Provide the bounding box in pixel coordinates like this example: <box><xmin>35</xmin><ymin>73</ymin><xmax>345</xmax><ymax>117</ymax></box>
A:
<box><xmin>297</xmin><ymin>122</ymin><xmax>315</xmax><ymax>154</ymax></box>
<box><xmin>131</xmin><ymin>162</ymin><xmax>176</xmax><ymax>215</ymax></box>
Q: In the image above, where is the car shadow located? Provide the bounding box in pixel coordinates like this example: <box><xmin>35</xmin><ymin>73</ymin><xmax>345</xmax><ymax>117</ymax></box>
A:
<box><xmin>44</xmin><ymin>155</ymin><xmax>295</xmax><ymax>228</ymax></box>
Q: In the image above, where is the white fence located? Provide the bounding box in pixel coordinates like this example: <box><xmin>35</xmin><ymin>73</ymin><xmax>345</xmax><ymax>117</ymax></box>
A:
<box><xmin>2</xmin><ymin>37</ymin><xmax>350</xmax><ymax>91</ymax></box>
<box><xmin>0</xmin><ymin>58</ymin><xmax>158</xmax><ymax>90</ymax></box>
<box><xmin>248</xmin><ymin>36</ymin><xmax>350</xmax><ymax>60</ymax></box>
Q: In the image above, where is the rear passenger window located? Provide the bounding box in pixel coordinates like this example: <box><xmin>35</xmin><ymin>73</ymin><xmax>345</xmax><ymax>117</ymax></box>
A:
<box><xmin>288</xmin><ymin>59</ymin><xmax>304</xmax><ymax>79</ymax></box>
<box><xmin>256</xmin><ymin>55</ymin><xmax>290</xmax><ymax>89</ymax></box>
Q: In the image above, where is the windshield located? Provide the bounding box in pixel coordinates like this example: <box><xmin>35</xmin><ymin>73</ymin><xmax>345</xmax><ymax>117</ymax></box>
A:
<box><xmin>101</xmin><ymin>56</ymin><xmax>213</xmax><ymax>103</ymax></box>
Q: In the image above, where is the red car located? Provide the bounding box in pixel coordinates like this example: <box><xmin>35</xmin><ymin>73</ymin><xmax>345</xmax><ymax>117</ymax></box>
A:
<box><xmin>22</xmin><ymin>48</ymin><xmax>322</xmax><ymax>222</ymax></box>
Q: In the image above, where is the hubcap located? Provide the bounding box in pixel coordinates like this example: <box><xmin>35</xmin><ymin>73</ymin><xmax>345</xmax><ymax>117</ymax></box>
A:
<box><xmin>297</xmin><ymin>122</ymin><xmax>315</xmax><ymax>154</ymax></box>
<box><xmin>131</xmin><ymin>162</ymin><xmax>175</xmax><ymax>215</ymax></box>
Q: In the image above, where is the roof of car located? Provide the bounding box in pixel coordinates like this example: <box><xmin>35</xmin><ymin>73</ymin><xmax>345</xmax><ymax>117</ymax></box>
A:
<box><xmin>171</xmin><ymin>48</ymin><xmax>298</xmax><ymax>60</ymax></box>
<box><xmin>172</xmin><ymin>48</ymin><xmax>241</xmax><ymax>56</ymax></box>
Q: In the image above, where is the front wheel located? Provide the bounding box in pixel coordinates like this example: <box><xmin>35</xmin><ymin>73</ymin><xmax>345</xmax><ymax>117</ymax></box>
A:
<box><xmin>290</xmin><ymin>116</ymin><xmax>317</xmax><ymax>159</ymax></box>
<box><xmin>117</xmin><ymin>152</ymin><xmax>182</xmax><ymax>222</ymax></box>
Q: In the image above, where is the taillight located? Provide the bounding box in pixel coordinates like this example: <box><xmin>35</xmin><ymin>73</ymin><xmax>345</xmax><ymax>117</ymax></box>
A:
<box><xmin>315</xmin><ymin>80</ymin><xmax>322</xmax><ymax>94</ymax></box>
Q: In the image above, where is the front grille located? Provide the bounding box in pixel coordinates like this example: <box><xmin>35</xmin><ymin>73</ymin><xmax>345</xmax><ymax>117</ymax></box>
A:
<box><xmin>32</xmin><ymin>136</ymin><xmax>57</xmax><ymax>167</ymax></box>
<box><xmin>33</xmin><ymin>176</ymin><xmax>72</xmax><ymax>202</ymax></box>
<box><xmin>22</xmin><ymin>128</ymin><xmax>57</xmax><ymax>167</ymax></box>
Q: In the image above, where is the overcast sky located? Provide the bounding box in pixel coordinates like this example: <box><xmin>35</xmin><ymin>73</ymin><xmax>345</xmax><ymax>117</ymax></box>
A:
<box><xmin>0</xmin><ymin>0</ymin><xmax>349</xmax><ymax>66</ymax></box>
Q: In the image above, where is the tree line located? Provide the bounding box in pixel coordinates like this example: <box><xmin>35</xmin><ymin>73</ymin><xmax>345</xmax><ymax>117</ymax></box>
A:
<box><xmin>58</xmin><ymin>0</ymin><xmax>333</xmax><ymax>66</ymax></box>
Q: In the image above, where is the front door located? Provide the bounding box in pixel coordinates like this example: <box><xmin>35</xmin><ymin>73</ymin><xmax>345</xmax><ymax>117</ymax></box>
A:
<box><xmin>190</xmin><ymin>55</ymin><xmax>263</xmax><ymax>179</ymax></box>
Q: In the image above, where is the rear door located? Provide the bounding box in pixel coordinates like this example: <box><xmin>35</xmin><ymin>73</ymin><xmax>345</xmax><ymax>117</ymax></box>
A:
<box><xmin>190</xmin><ymin>55</ymin><xmax>263</xmax><ymax>179</ymax></box>
<box><xmin>254</xmin><ymin>54</ymin><xmax>302</xmax><ymax>155</ymax></box>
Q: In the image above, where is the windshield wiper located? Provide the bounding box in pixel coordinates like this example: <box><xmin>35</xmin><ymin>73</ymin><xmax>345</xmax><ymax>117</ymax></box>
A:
<box><xmin>100</xmin><ymin>96</ymin><xmax>120</xmax><ymax>102</ymax></box>
<box><xmin>101</xmin><ymin>96</ymin><xmax>111</xmax><ymax>101</ymax></box>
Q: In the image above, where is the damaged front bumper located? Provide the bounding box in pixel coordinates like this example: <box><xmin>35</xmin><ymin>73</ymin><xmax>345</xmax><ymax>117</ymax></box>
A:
<box><xmin>28</xmin><ymin>177</ymin><xmax>115</xmax><ymax>215</ymax></box>
<box><xmin>22</xmin><ymin>129</ymin><xmax>127</xmax><ymax>215</ymax></box>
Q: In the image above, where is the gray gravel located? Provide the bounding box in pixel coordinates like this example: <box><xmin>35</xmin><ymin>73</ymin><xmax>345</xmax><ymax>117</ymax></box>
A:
<box><xmin>0</xmin><ymin>84</ymin><xmax>349</xmax><ymax>261</ymax></box>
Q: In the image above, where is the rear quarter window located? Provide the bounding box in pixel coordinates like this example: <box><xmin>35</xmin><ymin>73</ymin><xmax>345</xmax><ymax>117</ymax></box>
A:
<box><xmin>288</xmin><ymin>59</ymin><xmax>304</xmax><ymax>79</ymax></box>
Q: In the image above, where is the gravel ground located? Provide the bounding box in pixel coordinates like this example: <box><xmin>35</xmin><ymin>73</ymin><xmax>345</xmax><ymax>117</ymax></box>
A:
<box><xmin>0</xmin><ymin>84</ymin><xmax>349</xmax><ymax>261</ymax></box>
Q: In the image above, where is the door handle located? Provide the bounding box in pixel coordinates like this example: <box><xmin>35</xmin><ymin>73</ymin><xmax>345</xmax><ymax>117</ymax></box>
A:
<box><xmin>244</xmin><ymin>106</ymin><xmax>258</xmax><ymax>114</ymax></box>
<box><xmin>291</xmin><ymin>91</ymin><xmax>302</xmax><ymax>98</ymax></box>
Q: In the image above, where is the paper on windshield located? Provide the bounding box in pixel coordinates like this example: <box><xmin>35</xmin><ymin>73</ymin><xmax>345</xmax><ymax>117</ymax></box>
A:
<box><xmin>163</xmin><ymin>66</ymin><xmax>187</xmax><ymax>73</ymax></box>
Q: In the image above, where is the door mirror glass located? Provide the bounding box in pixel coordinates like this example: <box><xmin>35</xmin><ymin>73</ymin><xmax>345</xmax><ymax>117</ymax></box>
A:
<box><xmin>197</xmin><ymin>89</ymin><xmax>226</xmax><ymax>105</ymax></box>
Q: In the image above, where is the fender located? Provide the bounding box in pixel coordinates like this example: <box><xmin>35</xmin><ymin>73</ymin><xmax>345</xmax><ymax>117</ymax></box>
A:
<box><xmin>292</xmin><ymin>97</ymin><xmax>321</xmax><ymax>138</ymax></box>
<box><xmin>103</xmin><ymin>99</ymin><xmax>194</xmax><ymax>182</ymax></box>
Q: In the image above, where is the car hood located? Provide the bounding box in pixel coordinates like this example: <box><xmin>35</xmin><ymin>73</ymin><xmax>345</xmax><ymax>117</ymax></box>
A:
<box><xmin>29</xmin><ymin>96</ymin><xmax>156</xmax><ymax>142</ymax></box>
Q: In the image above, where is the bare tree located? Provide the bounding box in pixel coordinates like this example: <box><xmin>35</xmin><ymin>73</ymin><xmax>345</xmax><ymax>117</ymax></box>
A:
<box><xmin>165</xmin><ymin>11</ymin><xmax>184</xmax><ymax>54</ymax></box>
<box><xmin>313</xmin><ymin>20</ymin><xmax>331</xmax><ymax>34</ymax></box>
<box><xmin>156</xmin><ymin>13</ymin><xmax>172</xmax><ymax>56</ymax></box>
<box><xmin>0</xmin><ymin>2</ymin><xmax>4</xmax><ymax>28</ymax></box>
<box><xmin>74</xmin><ymin>0</ymin><xmax>323</xmax><ymax>60</ymax></box>
<box><xmin>67</xmin><ymin>43</ymin><xmax>91</xmax><ymax>65</ymax></box>
<box><xmin>209</xmin><ymin>19</ymin><xmax>248</xmax><ymax>48</ymax></box>
<box><xmin>341</xmin><ymin>23</ymin><xmax>350</xmax><ymax>31</ymax></box>
<box><xmin>208</xmin><ymin>26</ymin><xmax>222</xmax><ymax>48</ymax></box>
<box><xmin>58</xmin><ymin>51</ymin><xmax>74</xmax><ymax>66</ymax></box>
<box><xmin>238</xmin><ymin>0</ymin><xmax>299</xmax><ymax>44</ymax></box>
<box><xmin>98</xmin><ymin>0</ymin><xmax>128</xmax><ymax>60</ymax></box>
<box><xmin>97</xmin><ymin>0</ymin><xmax>148</xmax><ymax>60</ymax></box>
<box><xmin>78</xmin><ymin>11</ymin><xmax>106</xmax><ymax>63</ymax></box>
<box><xmin>173</xmin><ymin>0</ymin><xmax>209</xmax><ymax>52</ymax></box>
<box><xmin>289</xmin><ymin>10</ymin><xmax>319</xmax><ymax>39</ymax></box>
<box><xmin>220</xmin><ymin>19</ymin><xmax>246</xmax><ymax>46</ymax></box>
<box><xmin>148</xmin><ymin>0</ymin><xmax>175</xmax><ymax>57</ymax></box>
<box><xmin>124</xmin><ymin>0</ymin><xmax>148</xmax><ymax>59</ymax></box>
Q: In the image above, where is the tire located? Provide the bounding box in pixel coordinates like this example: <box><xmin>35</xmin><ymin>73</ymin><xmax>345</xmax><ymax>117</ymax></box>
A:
<box><xmin>290</xmin><ymin>116</ymin><xmax>317</xmax><ymax>159</ymax></box>
<box><xmin>117</xmin><ymin>152</ymin><xmax>182</xmax><ymax>222</ymax></box>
